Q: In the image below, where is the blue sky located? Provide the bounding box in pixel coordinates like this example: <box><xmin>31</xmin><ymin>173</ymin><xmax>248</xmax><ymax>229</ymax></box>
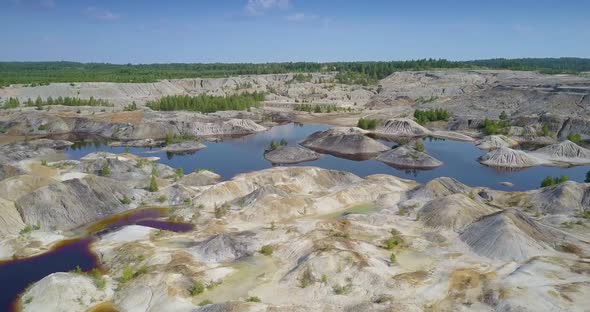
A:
<box><xmin>1</xmin><ymin>0</ymin><xmax>589</xmax><ymax>63</ymax></box>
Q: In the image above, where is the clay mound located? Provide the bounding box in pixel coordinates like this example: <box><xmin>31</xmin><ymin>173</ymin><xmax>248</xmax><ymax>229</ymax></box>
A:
<box><xmin>15</xmin><ymin>176</ymin><xmax>134</xmax><ymax>230</ymax></box>
<box><xmin>299</xmin><ymin>127</ymin><xmax>389</xmax><ymax>159</ymax></box>
<box><xmin>410</xmin><ymin>177</ymin><xmax>472</xmax><ymax>200</ymax></box>
<box><xmin>529</xmin><ymin>181</ymin><xmax>590</xmax><ymax>215</ymax></box>
<box><xmin>430</xmin><ymin>130</ymin><xmax>474</xmax><ymax>141</ymax></box>
<box><xmin>264</xmin><ymin>146</ymin><xmax>320</xmax><ymax>164</ymax></box>
<box><xmin>376</xmin><ymin>146</ymin><xmax>442</xmax><ymax>169</ymax></box>
<box><xmin>460</xmin><ymin>209</ymin><xmax>558</xmax><ymax>261</ymax></box>
<box><xmin>374</xmin><ymin>118</ymin><xmax>430</xmax><ymax>137</ymax></box>
<box><xmin>479</xmin><ymin>147</ymin><xmax>542</xmax><ymax>168</ymax></box>
<box><xmin>531</xmin><ymin>140</ymin><xmax>590</xmax><ymax>164</ymax></box>
<box><xmin>418</xmin><ymin>194</ymin><xmax>497</xmax><ymax>231</ymax></box>
<box><xmin>476</xmin><ymin>135</ymin><xmax>519</xmax><ymax>150</ymax></box>
<box><xmin>189</xmin><ymin>232</ymin><xmax>258</xmax><ymax>263</ymax></box>
<box><xmin>158</xmin><ymin>141</ymin><xmax>206</xmax><ymax>154</ymax></box>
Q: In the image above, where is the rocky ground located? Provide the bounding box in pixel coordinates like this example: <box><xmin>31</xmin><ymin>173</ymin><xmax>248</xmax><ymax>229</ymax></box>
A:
<box><xmin>1</xmin><ymin>69</ymin><xmax>590</xmax><ymax>312</ymax></box>
<box><xmin>0</xmin><ymin>142</ymin><xmax>588</xmax><ymax>312</ymax></box>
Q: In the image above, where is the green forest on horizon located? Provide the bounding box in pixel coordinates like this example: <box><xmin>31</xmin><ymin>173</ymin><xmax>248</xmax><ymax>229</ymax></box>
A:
<box><xmin>1</xmin><ymin>57</ymin><xmax>589</xmax><ymax>87</ymax></box>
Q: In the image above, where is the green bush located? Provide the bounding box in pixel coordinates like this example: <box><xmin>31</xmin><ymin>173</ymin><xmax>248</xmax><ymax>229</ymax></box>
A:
<box><xmin>189</xmin><ymin>281</ymin><xmax>205</xmax><ymax>296</ymax></box>
<box><xmin>260</xmin><ymin>245</ymin><xmax>274</xmax><ymax>256</ymax></box>
<box><xmin>98</xmin><ymin>163</ymin><xmax>111</xmax><ymax>176</ymax></box>
<box><xmin>541</xmin><ymin>123</ymin><xmax>551</xmax><ymax>137</ymax></box>
<box><xmin>246</xmin><ymin>296</ymin><xmax>261</xmax><ymax>303</ymax></box>
<box><xmin>389</xmin><ymin>253</ymin><xmax>396</xmax><ymax>264</ymax></box>
<box><xmin>415</xmin><ymin>140</ymin><xmax>425</xmax><ymax>152</ymax></box>
<box><xmin>540</xmin><ymin>175</ymin><xmax>569</xmax><ymax>188</ymax></box>
<box><xmin>480</xmin><ymin>118</ymin><xmax>509</xmax><ymax>135</ymax></box>
<box><xmin>499</xmin><ymin>111</ymin><xmax>508</xmax><ymax>120</ymax></box>
<box><xmin>176</xmin><ymin>168</ymin><xmax>184</xmax><ymax>178</ymax></box>
<box><xmin>269</xmin><ymin>140</ymin><xmax>278</xmax><ymax>151</ymax></box>
<box><xmin>157</xmin><ymin>195</ymin><xmax>167</xmax><ymax>203</ymax></box>
<box><xmin>568</xmin><ymin>133</ymin><xmax>582</xmax><ymax>144</ymax></box>
<box><xmin>357</xmin><ymin>118</ymin><xmax>378</xmax><ymax>130</ymax></box>
<box><xmin>148</xmin><ymin>175</ymin><xmax>159</xmax><ymax>192</ymax></box>
<box><xmin>199</xmin><ymin>300</ymin><xmax>213</xmax><ymax>306</ymax></box>
<box><xmin>120</xmin><ymin>196</ymin><xmax>131</xmax><ymax>205</ymax></box>
<box><xmin>414</xmin><ymin>108</ymin><xmax>450</xmax><ymax>125</ymax></box>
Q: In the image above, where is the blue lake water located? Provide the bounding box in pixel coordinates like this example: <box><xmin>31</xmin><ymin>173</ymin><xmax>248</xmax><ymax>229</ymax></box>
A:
<box><xmin>64</xmin><ymin>123</ymin><xmax>590</xmax><ymax>191</ymax></box>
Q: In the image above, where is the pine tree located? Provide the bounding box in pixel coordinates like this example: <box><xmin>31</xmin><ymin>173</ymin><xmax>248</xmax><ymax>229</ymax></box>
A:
<box><xmin>148</xmin><ymin>174</ymin><xmax>159</xmax><ymax>192</ymax></box>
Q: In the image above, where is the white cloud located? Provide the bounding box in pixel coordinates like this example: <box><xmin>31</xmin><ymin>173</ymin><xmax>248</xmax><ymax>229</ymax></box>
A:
<box><xmin>245</xmin><ymin>0</ymin><xmax>290</xmax><ymax>16</ymax></box>
<box><xmin>286</xmin><ymin>12</ymin><xmax>321</xmax><ymax>22</ymax></box>
<box><xmin>85</xmin><ymin>6</ymin><xmax>121</xmax><ymax>21</ymax></box>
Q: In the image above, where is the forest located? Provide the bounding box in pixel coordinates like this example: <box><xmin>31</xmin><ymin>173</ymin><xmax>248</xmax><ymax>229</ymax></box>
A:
<box><xmin>0</xmin><ymin>58</ymin><xmax>589</xmax><ymax>87</ymax></box>
<box><xmin>145</xmin><ymin>92</ymin><xmax>264</xmax><ymax>113</ymax></box>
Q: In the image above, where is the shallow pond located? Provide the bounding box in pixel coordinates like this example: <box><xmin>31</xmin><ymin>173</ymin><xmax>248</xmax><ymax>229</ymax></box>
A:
<box><xmin>0</xmin><ymin>208</ymin><xmax>193</xmax><ymax>312</ymax></box>
<box><xmin>64</xmin><ymin>123</ymin><xmax>590</xmax><ymax>191</ymax></box>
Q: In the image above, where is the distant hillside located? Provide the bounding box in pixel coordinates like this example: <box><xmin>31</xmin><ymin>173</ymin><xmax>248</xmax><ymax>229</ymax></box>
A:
<box><xmin>0</xmin><ymin>58</ymin><xmax>589</xmax><ymax>87</ymax></box>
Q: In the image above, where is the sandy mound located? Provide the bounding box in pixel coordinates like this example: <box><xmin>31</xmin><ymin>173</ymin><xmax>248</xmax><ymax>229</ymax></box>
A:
<box><xmin>264</xmin><ymin>146</ymin><xmax>320</xmax><ymax>164</ymax></box>
<box><xmin>460</xmin><ymin>209</ymin><xmax>558</xmax><ymax>261</ymax></box>
<box><xmin>531</xmin><ymin>140</ymin><xmax>590</xmax><ymax>164</ymax></box>
<box><xmin>373</xmin><ymin>118</ymin><xmax>430</xmax><ymax>137</ymax></box>
<box><xmin>299</xmin><ymin>127</ymin><xmax>389</xmax><ymax>159</ymax></box>
<box><xmin>409</xmin><ymin>177</ymin><xmax>472</xmax><ymax>200</ymax></box>
<box><xmin>529</xmin><ymin>181</ymin><xmax>590</xmax><ymax>215</ymax></box>
<box><xmin>479</xmin><ymin>147</ymin><xmax>543</xmax><ymax>168</ymax></box>
<box><xmin>15</xmin><ymin>176</ymin><xmax>135</xmax><ymax>230</ymax></box>
<box><xmin>418</xmin><ymin>194</ymin><xmax>497</xmax><ymax>231</ymax></box>
<box><xmin>376</xmin><ymin>146</ymin><xmax>442</xmax><ymax>169</ymax></box>
<box><xmin>476</xmin><ymin>135</ymin><xmax>519</xmax><ymax>150</ymax></box>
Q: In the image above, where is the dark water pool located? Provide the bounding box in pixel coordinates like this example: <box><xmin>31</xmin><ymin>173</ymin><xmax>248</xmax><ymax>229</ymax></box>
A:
<box><xmin>0</xmin><ymin>208</ymin><xmax>193</xmax><ymax>312</ymax></box>
<box><xmin>64</xmin><ymin>123</ymin><xmax>590</xmax><ymax>191</ymax></box>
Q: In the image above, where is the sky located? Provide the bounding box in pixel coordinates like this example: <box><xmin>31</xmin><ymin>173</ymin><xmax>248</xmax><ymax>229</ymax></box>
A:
<box><xmin>1</xmin><ymin>0</ymin><xmax>589</xmax><ymax>63</ymax></box>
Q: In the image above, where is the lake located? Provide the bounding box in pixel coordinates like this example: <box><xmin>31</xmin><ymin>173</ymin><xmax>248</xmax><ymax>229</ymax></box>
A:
<box><xmin>64</xmin><ymin>122</ymin><xmax>590</xmax><ymax>191</ymax></box>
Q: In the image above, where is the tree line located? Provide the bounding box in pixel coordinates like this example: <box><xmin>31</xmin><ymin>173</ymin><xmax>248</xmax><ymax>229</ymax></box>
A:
<box><xmin>2</xmin><ymin>58</ymin><xmax>588</xmax><ymax>87</ymax></box>
<box><xmin>145</xmin><ymin>92</ymin><xmax>264</xmax><ymax>113</ymax></box>
<box><xmin>2</xmin><ymin>96</ymin><xmax>112</xmax><ymax>109</ymax></box>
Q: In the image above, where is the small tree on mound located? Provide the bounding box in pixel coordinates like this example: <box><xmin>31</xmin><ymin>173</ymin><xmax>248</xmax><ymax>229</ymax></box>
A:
<box><xmin>568</xmin><ymin>133</ymin><xmax>582</xmax><ymax>144</ymax></box>
<box><xmin>499</xmin><ymin>111</ymin><xmax>508</xmax><ymax>120</ymax></box>
<box><xmin>415</xmin><ymin>140</ymin><xmax>425</xmax><ymax>152</ymax></box>
<box><xmin>148</xmin><ymin>174</ymin><xmax>159</xmax><ymax>192</ymax></box>
<box><xmin>269</xmin><ymin>140</ymin><xmax>278</xmax><ymax>151</ymax></box>
<box><xmin>98</xmin><ymin>163</ymin><xmax>111</xmax><ymax>176</ymax></box>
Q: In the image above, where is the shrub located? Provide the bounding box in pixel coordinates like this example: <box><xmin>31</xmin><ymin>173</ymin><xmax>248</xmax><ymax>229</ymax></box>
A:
<box><xmin>389</xmin><ymin>253</ymin><xmax>396</xmax><ymax>264</ymax></box>
<box><xmin>586</xmin><ymin>170</ymin><xmax>590</xmax><ymax>183</ymax></box>
<box><xmin>98</xmin><ymin>163</ymin><xmax>111</xmax><ymax>176</ymax></box>
<box><xmin>414</xmin><ymin>108</ymin><xmax>450</xmax><ymax>124</ymax></box>
<box><xmin>298</xmin><ymin>267</ymin><xmax>314</xmax><ymax>288</ymax></box>
<box><xmin>540</xmin><ymin>175</ymin><xmax>569</xmax><ymax>188</ymax></box>
<box><xmin>279</xmin><ymin>139</ymin><xmax>288</xmax><ymax>146</ymax></box>
<box><xmin>119</xmin><ymin>265</ymin><xmax>148</xmax><ymax>285</ymax></box>
<box><xmin>246</xmin><ymin>296</ymin><xmax>261</xmax><ymax>302</ymax></box>
<box><xmin>124</xmin><ymin>146</ymin><xmax>130</xmax><ymax>153</ymax></box>
<box><xmin>541</xmin><ymin>123</ymin><xmax>551</xmax><ymax>137</ymax></box>
<box><xmin>269</xmin><ymin>140</ymin><xmax>278</xmax><ymax>151</ymax></box>
<box><xmin>357</xmin><ymin>118</ymin><xmax>378</xmax><ymax>130</ymax></box>
<box><xmin>40</xmin><ymin>160</ymin><xmax>48</xmax><ymax>166</ymax></box>
<box><xmin>157</xmin><ymin>195</ymin><xmax>167</xmax><ymax>203</ymax></box>
<box><xmin>568</xmin><ymin>133</ymin><xmax>582</xmax><ymax>144</ymax></box>
<box><xmin>90</xmin><ymin>268</ymin><xmax>106</xmax><ymax>289</ymax></box>
<box><xmin>148</xmin><ymin>175</ymin><xmax>159</xmax><ymax>192</ymax></box>
<box><xmin>480</xmin><ymin>118</ymin><xmax>508</xmax><ymax>135</ymax></box>
<box><xmin>120</xmin><ymin>196</ymin><xmax>131</xmax><ymax>205</ymax></box>
<box><xmin>415</xmin><ymin>140</ymin><xmax>425</xmax><ymax>152</ymax></box>
<box><xmin>260</xmin><ymin>245</ymin><xmax>274</xmax><ymax>256</ymax></box>
<box><xmin>176</xmin><ymin>168</ymin><xmax>184</xmax><ymax>178</ymax></box>
<box><xmin>383</xmin><ymin>238</ymin><xmax>400</xmax><ymax>250</ymax></box>
<box><xmin>189</xmin><ymin>281</ymin><xmax>205</xmax><ymax>296</ymax></box>
<box><xmin>214</xmin><ymin>204</ymin><xmax>228</xmax><ymax>218</ymax></box>
<box><xmin>199</xmin><ymin>300</ymin><xmax>213</xmax><ymax>306</ymax></box>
